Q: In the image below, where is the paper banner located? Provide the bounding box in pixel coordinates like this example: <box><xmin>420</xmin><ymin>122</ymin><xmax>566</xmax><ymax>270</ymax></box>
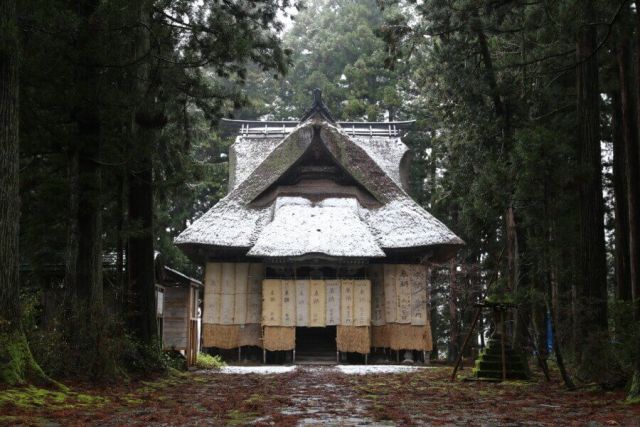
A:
<box><xmin>281</xmin><ymin>280</ymin><xmax>297</xmax><ymax>327</ymax></box>
<box><xmin>396</xmin><ymin>265</ymin><xmax>412</xmax><ymax>324</ymax></box>
<box><xmin>246</xmin><ymin>264</ymin><xmax>263</xmax><ymax>324</ymax></box>
<box><xmin>234</xmin><ymin>263</ymin><xmax>249</xmax><ymax>324</ymax></box>
<box><xmin>262</xmin><ymin>279</ymin><xmax>282</xmax><ymax>326</ymax></box>
<box><xmin>220</xmin><ymin>263</ymin><xmax>236</xmax><ymax>324</ymax></box>
<box><xmin>370</xmin><ymin>265</ymin><xmax>385</xmax><ymax>326</ymax></box>
<box><xmin>296</xmin><ymin>280</ymin><xmax>309</xmax><ymax>326</ymax></box>
<box><xmin>309</xmin><ymin>280</ymin><xmax>326</xmax><ymax>327</ymax></box>
<box><xmin>410</xmin><ymin>265</ymin><xmax>428</xmax><ymax>326</ymax></box>
<box><xmin>203</xmin><ymin>263</ymin><xmax>222</xmax><ymax>324</ymax></box>
<box><xmin>383</xmin><ymin>265</ymin><xmax>397</xmax><ymax>323</ymax></box>
<box><xmin>325</xmin><ymin>280</ymin><xmax>341</xmax><ymax>326</ymax></box>
<box><xmin>353</xmin><ymin>280</ymin><xmax>371</xmax><ymax>326</ymax></box>
<box><xmin>340</xmin><ymin>279</ymin><xmax>354</xmax><ymax>326</ymax></box>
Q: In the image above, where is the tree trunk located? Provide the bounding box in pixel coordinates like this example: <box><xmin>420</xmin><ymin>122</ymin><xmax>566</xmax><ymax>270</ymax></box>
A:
<box><xmin>616</xmin><ymin>31</ymin><xmax>639</xmax><ymax>305</ymax></box>
<box><xmin>67</xmin><ymin>0</ymin><xmax>106</xmax><ymax>379</ymax></box>
<box><xmin>574</xmin><ymin>0</ymin><xmax>610</xmax><ymax>378</ymax></box>
<box><xmin>0</xmin><ymin>0</ymin><xmax>50</xmax><ymax>386</ymax></box>
<box><xmin>127</xmin><ymin>1</ymin><xmax>160</xmax><ymax>346</ymax></box>
<box><xmin>609</xmin><ymin>88</ymin><xmax>631</xmax><ymax>301</ymax></box>
<box><xmin>627</xmin><ymin>0</ymin><xmax>640</xmax><ymax>402</ymax></box>
<box><xmin>448</xmin><ymin>259</ymin><xmax>459</xmax><ymax>363</ymax></box>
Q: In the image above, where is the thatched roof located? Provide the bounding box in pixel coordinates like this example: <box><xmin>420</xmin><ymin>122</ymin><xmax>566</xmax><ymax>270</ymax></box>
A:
<box><xmin>175</xmin><ymin>95</ymin><xmax>463</xmax><ymax>263</ymax></box>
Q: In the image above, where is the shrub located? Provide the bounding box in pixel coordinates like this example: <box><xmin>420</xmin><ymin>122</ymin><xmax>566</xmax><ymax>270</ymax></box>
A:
<box><xmin>195</xmin><ymin>353</ymin><xmax>225</xmax><ymax>370</ymax></box>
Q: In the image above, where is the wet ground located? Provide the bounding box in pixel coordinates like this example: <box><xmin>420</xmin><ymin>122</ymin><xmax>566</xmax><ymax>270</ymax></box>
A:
<box><xmin>1</xmin><ymin>365</ymin><xmax>639</xmax><ymax>426</ymax></box>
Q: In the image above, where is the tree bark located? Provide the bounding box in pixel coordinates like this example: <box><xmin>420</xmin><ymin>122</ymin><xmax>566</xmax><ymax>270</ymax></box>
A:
<box><xmin>127</xmin><ymin>0</ymin><xmax>160</xmax><ymax>346</ymax></box>
<box><xmin>0</xmin><ymin>0</ymin><xmax>50</xmax><ymax>386</ymax></box>
<box><xmin>448</xmin><ymin>259</ymin><xmax>459</xmax><ymax>363</ymax></box>
<box><xmin>616</xmin><ymin>31</ymin><xmax>639</xmax><ymax>305</ymax></box>
<box><xmin>609</xmin><ymin>88</ymin><xmax>631</xmax><ymax>301</ymax></box>
<box><xmin>574</xmin><ymin>0</ymin><xmax>610</xmax><ymax>377</ymax></box>
<box><xmin>627</xmin><ymin>0</ymin><xmax>640</xmax><ymax>402</ymax></box>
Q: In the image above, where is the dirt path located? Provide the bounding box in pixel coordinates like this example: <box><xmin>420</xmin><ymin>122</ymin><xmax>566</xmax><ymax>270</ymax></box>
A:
<box><xmin>1</xmin><ymin>366</ymin><xmax>639</xmax><ymax>426</ymax></box>
<box><xmin>273</xmin><ymin>367</ymin><xmax>380</xmax><ymax>425</ymax></box>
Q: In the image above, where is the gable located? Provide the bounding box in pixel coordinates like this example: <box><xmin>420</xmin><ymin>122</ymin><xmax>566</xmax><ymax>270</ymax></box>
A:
<box><xmin>228</xmin><ymin>118</ymin><xmax>408</xmax><ymax>208</ymax></box>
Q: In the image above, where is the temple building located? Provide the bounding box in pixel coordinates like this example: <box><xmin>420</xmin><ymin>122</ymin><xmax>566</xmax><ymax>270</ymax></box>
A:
<box><xmin>175</xmin><ymin>90</ymin><xmax>463</xmax><ymax>363</ymax></box>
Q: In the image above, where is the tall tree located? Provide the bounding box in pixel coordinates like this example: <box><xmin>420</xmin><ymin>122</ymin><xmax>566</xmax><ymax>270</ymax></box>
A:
<box><xmin>628</xmin><ymin>0</ymin><xmax>640</xmax><ymax>403</ymax></box>
<box><xmin>0</xmin><ymin>0</ymin><xmax>48</xmax><ymax>385</ymax></box>
<box><xmin>574</xmin><ymin>0</ymin><xmax>610</xmax><ymax>379</ymax></box>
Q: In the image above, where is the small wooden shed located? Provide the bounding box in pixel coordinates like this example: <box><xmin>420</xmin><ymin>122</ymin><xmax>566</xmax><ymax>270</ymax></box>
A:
<box><xmin>156</xmin><ymin>265</ymin><xmax>203</xmax><ymax>367</ymax></box>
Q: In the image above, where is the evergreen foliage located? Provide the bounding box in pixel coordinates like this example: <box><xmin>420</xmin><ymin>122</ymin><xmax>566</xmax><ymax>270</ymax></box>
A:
<box><xmin>1</xmin><ymin>0</ymin><xmax>638</xmax><ymax>401</ymax></box>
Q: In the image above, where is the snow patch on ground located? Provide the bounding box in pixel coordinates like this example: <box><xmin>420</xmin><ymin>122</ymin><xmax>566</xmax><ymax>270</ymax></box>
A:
<box><xmin>218</xmin><ymin>365</ymin><xmax>296</xmax><ymax>374</ymax></box>
<box><xmin>212</xmin><ymin>365</ymin><xmax>430</xmax><ymax>375</ymax></box>
<box><xmin>336</xmin><ymin>365</ymin><xmax>428</xmax><ymax>375</ymax></box>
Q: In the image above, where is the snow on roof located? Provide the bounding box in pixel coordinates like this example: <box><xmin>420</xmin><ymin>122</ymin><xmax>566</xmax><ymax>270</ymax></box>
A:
<box><xmin>248</xmin><ymin>197</ymin><xmax>385</xmax><ymax>258</ymax></box>
<box><xmin>363</xmin><ymin>198</ymin><xmax>461</xmax><ymax>248</ymax></box>
<box><xmin>229</xmin><ymin>136</ymin><xmax>282</xmax><ymax>190</ymax></box>
<box><xmin>174</xmin><ymin>198</ymin><xmax>270</xmax><ymax>248</ymax></box>
<box><xmin>351</xmin><ymin>136</ymin><xmax>408</xmax><ymax>188</ymax></box>
<box><xmin>175</xmin><ymin>114</ymin><xmax>463</xmax><ymax>261</ymax></box>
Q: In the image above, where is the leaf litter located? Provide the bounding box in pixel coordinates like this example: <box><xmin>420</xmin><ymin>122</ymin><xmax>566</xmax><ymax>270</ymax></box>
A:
<box><xmin>1</xmin><ymin>366</ymin><xmax>638</xmax><ymax>426</ymax></box>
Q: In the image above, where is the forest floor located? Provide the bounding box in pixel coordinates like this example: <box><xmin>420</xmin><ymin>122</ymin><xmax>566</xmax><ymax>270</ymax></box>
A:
<box><xmin>1</xmin><ymin>364</ymin><xmax>639</xmax><ymax>426</ymax></box>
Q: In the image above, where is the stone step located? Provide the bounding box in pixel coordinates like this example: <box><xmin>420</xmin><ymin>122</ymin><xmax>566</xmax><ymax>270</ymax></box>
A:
<box><xmin>475</xmin><ymin>360</ymin><xmax>527</xmax><ymax>371</ymax></box>
<box><xmin>473</xmin><ymin>368</ymin><xmax>529</xmax><ymax>380</ymax></box>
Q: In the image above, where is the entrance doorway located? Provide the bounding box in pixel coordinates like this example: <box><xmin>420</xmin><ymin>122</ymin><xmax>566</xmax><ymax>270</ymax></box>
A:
<box><xmin>295</xmin><ymin>326</ymin><xmax>337</xmax><ymax>364</ymax></box>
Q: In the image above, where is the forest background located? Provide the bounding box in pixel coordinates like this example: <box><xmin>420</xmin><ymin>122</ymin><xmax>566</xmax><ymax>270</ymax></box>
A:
<box><xmin>1</xmin><ymin>0</ymin><xmax>639</xmax><ymax>401</ymax></box>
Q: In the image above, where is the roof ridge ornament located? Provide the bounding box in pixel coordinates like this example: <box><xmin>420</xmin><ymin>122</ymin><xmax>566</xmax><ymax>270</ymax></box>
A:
<box><xmin>300</xmin><ymin>88</ymin><xmax>335</xmax><ymax>123</ymax></box>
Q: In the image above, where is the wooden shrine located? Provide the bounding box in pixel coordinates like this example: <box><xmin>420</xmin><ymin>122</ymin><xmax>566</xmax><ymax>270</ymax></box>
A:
<box><xmin>175</xmin><ymin>90</ymin><xmax>463</xmax><ymax>363</ymax></box>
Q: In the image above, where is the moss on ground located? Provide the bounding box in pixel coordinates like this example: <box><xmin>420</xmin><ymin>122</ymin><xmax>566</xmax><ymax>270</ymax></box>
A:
<box><xmin>0</xmin><ymin>326</ymin><xmax>58</xmax><ymax>388</ymax></box>
<box><xmin>0</xmin><ymin>385</ymin><xmax>107</xmax><ymax>411</ymax></box>
<box><xmin>226</xmin><ymin>408</ymin><xmax>259</xmax><ymax>425</ymax></box>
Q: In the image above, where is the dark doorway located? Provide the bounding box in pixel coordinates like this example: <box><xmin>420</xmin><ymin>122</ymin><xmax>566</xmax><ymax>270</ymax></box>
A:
<box><xmin>295</xmin><ymin>326</ymin><xmax>337</xmax><ymax>364</ymax></box>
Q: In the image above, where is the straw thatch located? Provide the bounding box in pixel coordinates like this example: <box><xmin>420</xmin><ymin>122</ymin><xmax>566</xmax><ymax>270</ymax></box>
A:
<box><xmin>371</xmin><ymin>325</ymin><xmax>390</xmax><ymax>348</ymax></box>
<box><xmin>388</xmin><ymin>324</ymin><xmax>432</xmax><ymax>351</ymax></box>
<box><xmin>202</xmin><ymin>324</ymin><xmax>239</xmax><ymax>349</ymax></box>
<box><xmin>238</xmin><ymin>323</ymin><xmax>262</xmax><ymax>347</ymax></box>
<box><xmin>263</xmin><ymin>326</ymin><xmax>295</xmax><ymax>351</ymax></box>
<box><xmin>337</xmin><ymin>326</ymin><xmax>370</xmax><ymax>354</ymax></box>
